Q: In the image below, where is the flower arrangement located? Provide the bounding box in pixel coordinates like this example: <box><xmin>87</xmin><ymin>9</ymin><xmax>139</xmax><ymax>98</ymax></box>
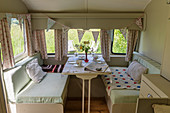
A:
<box><xmin>75</xmin><ymin>41</ymin><xmax>91</xmax><ymax>62</ymax></box>
<box><xmin>75</xmin><ymin>41</ymin><xmax>91</xmax><ymax>53</ymax></box>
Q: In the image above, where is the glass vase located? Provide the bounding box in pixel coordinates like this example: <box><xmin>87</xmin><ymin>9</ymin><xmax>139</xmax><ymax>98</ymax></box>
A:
<box><xmin>84</xmin><ymin>52</ymin><xmax>89</xmax><ymax>63</ymax></box>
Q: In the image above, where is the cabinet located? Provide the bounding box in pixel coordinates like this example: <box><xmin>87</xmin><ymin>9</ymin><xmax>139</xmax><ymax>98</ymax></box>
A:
<box><xmin>140</xmin><ymin>74</ymin><xmax>170</xmax><ymax>98</ymax></box>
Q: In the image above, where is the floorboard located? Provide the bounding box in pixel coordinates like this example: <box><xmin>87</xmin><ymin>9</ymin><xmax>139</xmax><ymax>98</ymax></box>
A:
<box><xmin>65</xmin><ymin>98</ymin><xmax>109</xmax><ymax>113</ymax></box>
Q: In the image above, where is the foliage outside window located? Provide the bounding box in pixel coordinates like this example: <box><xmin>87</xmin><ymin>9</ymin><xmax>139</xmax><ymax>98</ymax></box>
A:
<box><xmin>11</xmin><ymin>18</ymin><xmax>26</xmax><ymax>57</ymax></box>
<box><xmin>111</xmin><ymin>29</ymin><xmax>127</xmax><ymax>54</ymax></box>
<box><xmin>68</xmin><ymin>29</ymin><xmax>101</xmax><ymax>54</ymax></box>
<box><xmin>45</xmin><ymin>29</ymin><xmax>55</xmax><ymax>54</ymax></box>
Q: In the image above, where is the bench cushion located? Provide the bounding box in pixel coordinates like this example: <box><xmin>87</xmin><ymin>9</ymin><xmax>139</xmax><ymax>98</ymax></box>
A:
<box><xmin>102</xmin><ymin>67</ymin><xmax>140</xmax><ymax>96</ymax></box>
<box><xmin>4</xmin><ymin>66</ymin><xmax>31</xmax><ymax>102</ymax></box>
<box><xmin>16</xmin><ymin>73</ymin><xmax>68</xmax><ymax>104</ymax></box>
<box><xmin>132</xmin><ymin>52</ymin><xmax>161</xmax><ymax>74</ymax></box>
<box><xmin>110</xmin><ymin>90</ymin><xmax>139</xmax><ymax>104</ymax></box>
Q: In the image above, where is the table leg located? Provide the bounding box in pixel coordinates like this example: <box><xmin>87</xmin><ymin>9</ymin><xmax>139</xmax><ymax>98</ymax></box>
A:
<box><xmin>88</xmin><ymin>79</ymin><xmax>91</xmax><ymax>113</ymax></box>
<box><xmin>82</xmin><ymin>79</ymin><xmax>85</xmax><ymax>113</ymax></box>
<box><xmin>76</xmin><ymin>75</ymin><xmax>97</xmax><ymax>113</ymax></box>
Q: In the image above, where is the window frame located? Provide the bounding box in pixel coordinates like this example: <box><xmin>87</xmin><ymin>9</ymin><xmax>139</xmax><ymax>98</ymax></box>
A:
<box><xmin>67</xmin><ymin>29</ymin><xmax>102</xmax><ymax>55</ymax></box>
<box><xmin>11</xmin><ymin>18</ymin><xmax>27</xmax><ymax>60</ymax></box>
<box><xmin>111</xmin><ymin>29</ymin><xmax>126</xmax><ymax>55</ymax></box>
<box><xmin>45</xmin><ymin>29</ymin><xmax>55</xmax><ymax>55</ymax></box>
<box><xmin>47</xmin><ymin>53</ymin><xmax>55</xmax><ymax>55</ymax></box>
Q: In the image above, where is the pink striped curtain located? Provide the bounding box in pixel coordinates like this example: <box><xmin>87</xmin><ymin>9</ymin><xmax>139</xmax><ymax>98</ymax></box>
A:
<box><xmin>24</xmin><ymin>19</ymin><xmax>34</xmax><ymax>56</ymax></box>
<box><xmin>125</xmin><ymin>30</ymin><xmax>139</xmax><ymax>61</ymax></box>
<box><xmin>33</xmin><ymin>30</ymin><xmax>48</xmax><ymax>59</ymax></box>
<box><xmin>0</xmin><ymin>18</ymin><xmax>15</xmax><ymax>69</ymax></box>
<box><xmin>54</xmin><ymin>29</ymin><xmax>68</xmax><ymax>61</ymax></box>
<box><xmin>100</xmin><ymin>30</ymin><xmax>111</xmax><ymax>61</ymax></box>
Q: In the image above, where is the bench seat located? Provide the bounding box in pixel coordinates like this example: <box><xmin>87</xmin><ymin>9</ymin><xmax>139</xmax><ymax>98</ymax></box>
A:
<box><xmin>17</xmin><ymin>73</ymin><xmax>68</xmax><ymax>104</ymax></box>
<box><xmin>102</xmin><ymin>67</ymin><xmax>140</xmax><ymax>104</ymax></box>
<box><xmin>110</xmin><ymin>90</ymin><xmax>139</xmax><ymax>104</ymax></box>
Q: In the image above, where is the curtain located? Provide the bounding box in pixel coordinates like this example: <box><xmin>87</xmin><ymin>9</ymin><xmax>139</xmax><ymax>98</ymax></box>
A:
<box><xmin>100</xmin><ymin>30</ymin><xmax>111</xmax><ymax>61</ymax></box>
<box><xmin>33</xmin><ymin>30</ymin><xmax>48</xmax><ymax>59</ymax></box>
<box><xmin>125</xmin><ymin>30</ymin><xmax>139</xmax><ymax>61</ymax></box>
<box><xmin>0</xmin><ymin>18</ymin><xmax>15</xmax><ymax>69</ymax></box>
<box><xmin>24</xmin><ymin>19</ymin><xmax>34</xmax><ymax>56</ymax></box>
<box><xmin>62</xmin><ymin>27</ymin><xmax>69</xmax><ymax>57</ymax></box>
<box><xmin>54</xmin><ymin>29</ymin><xmax>68</xmax><ymax>61</ymax></box>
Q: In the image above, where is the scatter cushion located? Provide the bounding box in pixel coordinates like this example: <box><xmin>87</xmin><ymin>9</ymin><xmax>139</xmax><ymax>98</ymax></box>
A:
<box><xmin>152</xmin><ymin>104</ymin><xmax>170</xmax><ymax>113</ymax></box>
<box><xmin>127</xmin><ymin>61</ymin><xmax>147</xmax><ymax>82</ymax></box>
<box><xmin>26</xmin><ymin>58</ymin><xmax>47</xmax><ymax>83</ymax></box>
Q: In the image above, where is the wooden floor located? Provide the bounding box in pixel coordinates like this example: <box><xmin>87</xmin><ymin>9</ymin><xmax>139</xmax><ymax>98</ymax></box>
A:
<box><xmin>65</xmin><ymin>98</ymin><xmax>109</xmax><ymax>113</ymax></box>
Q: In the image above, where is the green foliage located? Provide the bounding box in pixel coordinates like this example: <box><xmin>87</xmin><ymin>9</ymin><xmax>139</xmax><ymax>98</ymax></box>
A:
<box><xmin>11</xmin><ymin>18</ymin><xmax>25</xmax><ymax>57</ymax></box>
<box><xmin>112</xmin><ymin>29</ymin><xmax>127</xmax><ymax>53</ymax></box>
<box><xmin>68</xmin><ymin>29</ymin><xmax>101</xmax><ymax>54</ymax></box>
<box><xmin>45</xmin><ymin>30</ymin><xmax>55</xmax><ymax>53</ymax></box>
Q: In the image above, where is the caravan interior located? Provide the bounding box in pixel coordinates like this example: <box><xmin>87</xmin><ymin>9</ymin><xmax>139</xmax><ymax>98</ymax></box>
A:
<box><xmin>0</xmin><ymin>0</ymin><xmax>170</xmax><ymax>113</ymax></box>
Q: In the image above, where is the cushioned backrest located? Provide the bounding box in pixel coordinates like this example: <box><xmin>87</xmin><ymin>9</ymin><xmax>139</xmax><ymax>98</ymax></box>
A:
<box><xmin>4</xmin><ymin>66</ymin><xmax>30</xmax><ymax>102</ymax></box>
<box><xmin>15</xmin><ymin>53</ymin><xmax>43</xmax><ymax>67</ymax></box>
<box><xmin>132</xmin><ymin>52</ymin><xmax>161</xmax><ymax>74</ymax></box>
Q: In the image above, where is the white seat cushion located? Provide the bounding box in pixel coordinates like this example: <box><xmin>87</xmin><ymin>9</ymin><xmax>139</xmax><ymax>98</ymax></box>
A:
<box><xmin>16</xmin><ymin>73</ymin><xmax>68</xmax><ymax>104</ymax></box>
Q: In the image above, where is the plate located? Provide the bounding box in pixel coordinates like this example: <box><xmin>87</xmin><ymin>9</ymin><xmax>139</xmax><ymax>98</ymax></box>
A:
<box><xmin>68</xmin><ymin>61</ymin><xmax>76</xmax><ymax>64</ymax></box>
<box><xmin>73</xmin><ymin>64</ymin><xmax>84</xmax><ymax>67</ymax></box>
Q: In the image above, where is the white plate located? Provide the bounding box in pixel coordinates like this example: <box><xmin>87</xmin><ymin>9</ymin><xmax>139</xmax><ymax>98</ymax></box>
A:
<box><xmin>68</xmin><ymin>61</ymin><xmax>76</xmax><ymax>64</ymax></box>
<box><xmin>73</xmin><ymin>64</ymin><xmax>84</xmax><ymax>67</ymax></box>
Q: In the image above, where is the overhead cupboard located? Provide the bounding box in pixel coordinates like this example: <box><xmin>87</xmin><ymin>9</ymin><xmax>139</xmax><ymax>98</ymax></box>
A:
<box><xmin>31</xmin><ymin>13</ymin><xmax>145</xmax><ymax>30</ymax></box>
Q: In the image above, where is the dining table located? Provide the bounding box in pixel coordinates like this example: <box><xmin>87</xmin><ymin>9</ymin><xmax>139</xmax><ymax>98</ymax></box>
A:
<box><xmin>62</xmin><ymin>55</ymin><xmax>111</xmax><ymax>113</ymax></box>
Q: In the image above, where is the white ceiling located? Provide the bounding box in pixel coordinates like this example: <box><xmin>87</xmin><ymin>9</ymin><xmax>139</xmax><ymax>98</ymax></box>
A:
<box><xmin>22</xmin><ymin>0</ymin><xmax>151</xmax><ymax>13</ymax></box>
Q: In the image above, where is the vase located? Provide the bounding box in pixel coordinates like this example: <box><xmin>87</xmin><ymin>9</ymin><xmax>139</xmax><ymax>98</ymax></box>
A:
<box><xmin>84</xmin><ymin>52</ymin><xmax>89</xmax><ymax>63</ymax></box>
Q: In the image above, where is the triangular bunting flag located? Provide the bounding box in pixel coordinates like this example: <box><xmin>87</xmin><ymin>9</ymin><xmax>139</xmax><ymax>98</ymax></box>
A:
<box><xmin>120</xmin><ymin>27</ymin><xmax>127</xmax><ymax>40</ymax></box>
<box><xmin>26</xmin><ymin>14</ymin><xmax>31</xmax><ymax>27</ymax></box>
<box><xmin>6</xmin><ymin>13</ymin><xmax>12</xmax><ymax>29</ymax></box>
<box><xmin>136</xmin><ymin>18</ymin><xmax>143</xmax><ymax>29</ymax></box>
<box><xmin>77</xmin><ymin>30</ymin><xmax>85</xmax><ymax>43</ymax></box>
<box><xmin>92</xmin><ymin>31</ymin><xmax>99</xmax><ymax>43</ymax></box>
<box><xmin>17</xmin><ymin>14</ymin><xmax>24</xmax><ymax>30</ymax></box>
<box><xmin>62</xmin><ymin>25</ymin><xmax>70</xmax><ymax>33</ymax></box>
<box><xmin>47</xmin><ymin>18</ymin><xmax>56</xmax><ymax>32</ymax></box>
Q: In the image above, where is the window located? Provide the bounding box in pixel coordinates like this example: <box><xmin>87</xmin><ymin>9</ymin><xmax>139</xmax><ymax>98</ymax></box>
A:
<box><xmin>45</xmin><ymin>29</ymin><xmax>55</xmax><ymax>54</ymax></box>
<box><xmin>11</xmin><ymin>18</ymin><xmax>26</xmax><ymax>57</ymax></box>
<box><xmin>111</xmin><ymin>29</ymin><xmax>127</xmax><ymax>54</ymax></box>
<box><xmin>68</xmin><ymin>29</ymin><xmax>101</xmax><ymax>54</ymax></box>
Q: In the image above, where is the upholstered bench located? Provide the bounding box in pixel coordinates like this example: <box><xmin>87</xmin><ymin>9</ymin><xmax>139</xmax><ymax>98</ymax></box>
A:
<box><xmin>3</xmin><ymin>53</ymin><xmax>69</xmax><ymax>113</ymax></box>
<box><xmin>103</xmin><ymin>52</ymin><xmax>161</xmax><ymax>113</ymax></box>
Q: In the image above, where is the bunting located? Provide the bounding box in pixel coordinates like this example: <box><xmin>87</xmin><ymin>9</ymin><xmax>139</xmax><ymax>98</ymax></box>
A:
<box><xmin>17</xmin><ymin>14</ymin><xmax>24</xmax><ymax>30</ymax></box>
<box><xmin>62</xmin><ymin>25</ymin><xmax>70</xmax><ymax>33</ymax></box>
<box><xmin>26</xmin><ymin>14</ymin><xmax>31</xmax><ymax>27</ymax></box>
<box><xmin>92</xmin><ymin>31</ymin><xmax>99</xmax><ymax>43</ymax></box>
<box><xmin>6</xmin><ymin>13</ymin><xmax>12</xmax><ymax>28</ymax></box>
<box><xmin>136</xmin><ymin>18</ymin><xmax>143</xmax><ymax>30</ymax></box>
<box><xmin>120</xmin><ymin>27</ymin><xmax>127</xmax><ymax>40</ymax></box>
<box><xmin>77</xmin><ymin>30</ymin><xmax>85</xmax><ymax>43</ymax></box>
<box><xmin>47</xmin><ymin>18</ymin><xmax>56</xmax><ymax>32</ymax></box>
